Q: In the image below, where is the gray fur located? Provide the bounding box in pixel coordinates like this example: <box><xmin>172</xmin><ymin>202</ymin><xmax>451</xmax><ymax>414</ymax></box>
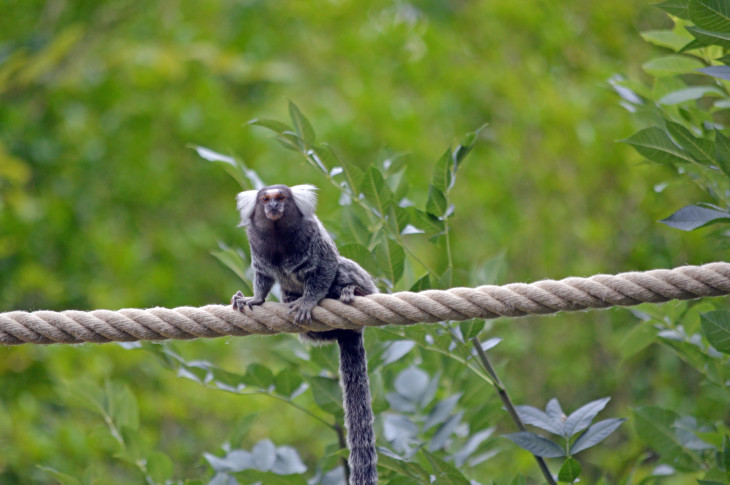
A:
<box><xmin>231</xmin><ymin>184</ymin><xmax>378</xmax><ymax>485</ymax></box>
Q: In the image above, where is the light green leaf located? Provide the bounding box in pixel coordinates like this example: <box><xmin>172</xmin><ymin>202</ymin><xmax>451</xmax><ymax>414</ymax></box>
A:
<box><xmin>658</xmin><ymin>86</ymin><xmax>724</xmax><ymax>105</ymax></box>
<box><xmin>248</xmin><ymin>118</ymin><xmax>292</xmax><ymax>134</ymax></box>
<box><xmin>243</xmin><ymin>363</ymin><xmax>274</xmax><ymax>389</ymax></box>
<box><xmin>426</xmin><ymin>185</ymin><xmax>448</xmax><ymax>218</ymax></box>
<box><xmin>557</xmin><ymin>458</ymin><xmax>581</xmax><ymax>483</ymax></box>
<box><xmin>376</xmin><ymin>237</ymin><xmax>405</xmax><ymax>286</ymax></box>
<box><xmin>666</xmin><ymin>121</ymin><xmax>714</xmax><ymax>165</ymax></box>
<box><xmin>717</xmin><ymin>130</ymin><xmax>730</xmax><ymax>178</ymax></box>
<box><xmin>288</xmin><ymin>101</ymin><xmax>315</xmax><ymax>144</ymax></box>
<box><xmin>642</xmin><ymin>55</ymin><xmax>705</xmax><ymax>77</ymax></box>
<box><xmin>641</xmin><ymin>29</ymin><xmax>694</xmax><ymax>51</ymax></box>
<box><xmin>633</xmin><ymin>406</ymin><xmax>683</xmax><ymax>459</ymax></box>
<box><xmin>700</xmin><ymin>311</ymin><xmax>730</xmax><ymax>353</ymax></box>
<box><xmin>361</xmin><ymin>167</ymin><xmax>393</xmax><ymax>218</ymax></box>
<box><xmin>307</xmin><ymin>375</ymin><xmax>342</xmax><ymax>414</ymax></box>
<box><xmin>274</xmin><ymin>368</ymin><xmax>304</xmax><ymax>397</ymax></box>
<box><xmin>660</xmin><ymin>204</ymin><xmax>730</xmax><ymax>230</ymax></box>
<box><xmin>622</xmin><ymin>127</ymin><xmax>692</xmax><ymax>165</ymax></box>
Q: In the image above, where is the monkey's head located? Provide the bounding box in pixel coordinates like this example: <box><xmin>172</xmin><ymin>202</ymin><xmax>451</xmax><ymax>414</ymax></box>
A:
<box><xmin>236</xmin><ymin>184</ymin><xmax>318</xmax><ymax>227</ymax></box>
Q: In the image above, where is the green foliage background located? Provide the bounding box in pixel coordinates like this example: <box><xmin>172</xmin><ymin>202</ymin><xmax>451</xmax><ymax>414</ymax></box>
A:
<box><xmin>1</xmin><ymin>0</ymin><xmax>727</xmax><ymax>484</ymax></box>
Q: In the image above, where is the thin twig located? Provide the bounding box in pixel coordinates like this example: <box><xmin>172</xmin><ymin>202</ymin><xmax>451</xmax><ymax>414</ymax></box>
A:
<box><xmin>471</xmin><ymin>337</ymin><xmax>557</xmax><ymax>485</ymax></box>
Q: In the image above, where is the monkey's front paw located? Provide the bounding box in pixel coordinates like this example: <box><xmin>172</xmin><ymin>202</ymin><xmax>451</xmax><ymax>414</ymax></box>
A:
<box><xmin>339</xmin><ymin>286</ymin><xmax>357</xmax><ymax>303</ymax></box>
<box><xmin>231</xmin><ymin>291</ymin><xmax>265</xmax><ymax>312</ymax></box>
<box><xmin>288</xmin><ymin>299</ymin><xmax>314</xmax><ymax>325</ymax></box>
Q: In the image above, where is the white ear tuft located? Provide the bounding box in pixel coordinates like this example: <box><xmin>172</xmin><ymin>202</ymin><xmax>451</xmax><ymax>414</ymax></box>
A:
<box><xmin>290</xmin><ymin>184</ymin><xmax>318</xmax><ymax>217</ymax></box>
<box><xmin>236</xmin><ymin>190</ymin><xmax>258</xmax><ymax>226</ymax></box>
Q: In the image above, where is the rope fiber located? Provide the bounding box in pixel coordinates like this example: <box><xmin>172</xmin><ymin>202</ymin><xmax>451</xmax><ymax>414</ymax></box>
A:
<box><xmin>2</xmin><ymin>262</ymin><xmax>729</xmax><ymax>346</ymax></box>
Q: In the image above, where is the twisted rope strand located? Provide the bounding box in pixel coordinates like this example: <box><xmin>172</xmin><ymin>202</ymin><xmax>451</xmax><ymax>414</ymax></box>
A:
<box><xmin>2</xmin><ymin>262</ymin><xmax>729</xmax><ymax>346</ymax></box>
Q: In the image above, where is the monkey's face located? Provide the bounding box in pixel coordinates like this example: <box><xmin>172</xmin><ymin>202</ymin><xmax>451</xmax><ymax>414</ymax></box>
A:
<box><xmin>259</xmin><ymin>188</ymin><xmax>289</xmax><ymax>221</ymax></box>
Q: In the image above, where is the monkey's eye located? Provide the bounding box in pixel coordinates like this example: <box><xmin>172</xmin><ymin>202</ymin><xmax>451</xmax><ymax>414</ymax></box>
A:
<box><xmin>262</xmin><ymin>196</ymin><xmax>270</xmax><ymax>202</ymax></box>
<box><xmin>276</xmin><ymin>195</ymin><xmax>285</xmax><ymax>200</ymax></box>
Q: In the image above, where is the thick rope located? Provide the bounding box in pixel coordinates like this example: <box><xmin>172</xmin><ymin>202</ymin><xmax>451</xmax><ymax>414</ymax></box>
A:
<box><xmin>1</xmin><ymin>262</ymin><xmax>729</xmax><ymax>346</ymax></box>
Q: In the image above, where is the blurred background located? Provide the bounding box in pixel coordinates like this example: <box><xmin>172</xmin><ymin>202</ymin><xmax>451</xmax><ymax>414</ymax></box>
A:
<box><xmin>0</xmin><ymin>0</ymin><xmax>723</xmax><ymax>483</ymax></box>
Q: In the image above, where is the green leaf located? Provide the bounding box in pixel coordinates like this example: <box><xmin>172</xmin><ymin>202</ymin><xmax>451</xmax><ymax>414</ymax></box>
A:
<box><xmin>339</xmin><ymin>243</ymin><xmax>378</xmax><ymax>275</ymax></box>
<box><xmin>432</xmin><ymin>148</ymin><xmax>453</xmax><ymax>194</ymax></box>
<box><xmin>641</xmin><ymin>29</ymin><xmax>694</xmax><ymax>51</ymax></box>
<box><xmin>307</xmin><ymin>375</ymin><xmax>342</xmax><ymax>414</ymax></box>
<box><xmin>503</xmin><ymin>431</ymin><xmax>566</xmax><ymax>457</ymax></box>
<box><xmin>421</xmin><ymin>449</ymin><xmax>471</xmax><ymax>485</ymax></box>
<box><xmin>514</xmin><ymin>404</ymin><xmax>564</xmax><ymax>435</ymax></box>
<box><xmin>715</xmin><ymin>130</ymin><xmax>730</xmax><ymax>178</ymax></box>
<box><xmin>229</xmin><ymin>414</ymin><xmax>259</xmax><ymax>448</ymax></box>
<box><xmin>410</xmin><ymin>274</ymin><xmax>432</xmax><ymax>292</ymax></box>
<box><xmin>658</xmin><ymin>86</ymin><xmax>724</xmax><ymax>105</ymax></box>
<box><xmin>375</xmin><ymin>237</ymin><xmax>405</xmax><ymax>286</ymax></box>
<box><xmin>656</xmin><ymin>0</ymin><xmax>690</xmax><ymax>19</ymax></box>
<box><xmin>688</xmin><ymin>0</ymin><xmax>730</xmax><ymax>32</ymax></box>
<box><xmin>386</xmin><ymin>204</ymin><xmax>410</xmax><ymax>236</ymax></box>
<box><xmin>659</xmin><ymin>204</ymin><xmax>730</xmax><ymax>230</ymax></box>
<box><xmin>460</xmin><ymin>319</ymin><xmax>485</xmax><ymax>340</ymax></box>
<box><xmin>557</xmin><ymin>458</ymin><xmax>582</xmax><ymax>483</ymax></box>
<box><xmin>633</xmin><ymin>406</ymin><xmax>683</xmax><ymax>459</ymax></box>
<box><xmin>146</xmin><ymin>451</ymin><xmax>174</xmax><ymax>483</ymax></box>
<box><xmin>622</xmin><ymin>127</ymin><xmax>692</xmax><ymax>165</ymax></box>
<box><xmin>106</xmin><ymin>381</ymin><xmax>139</xmax><ymax>431</ymax></box>
<box><xmin>377</xmin><ymin>450</ymin><xmax>431</xmax><ymax>481</ymax></box>
<box><xmin>211</xmin><ymin>244</ymin><xmax>252</xmax><ymax>292</ymax></box>
<box><xmin>453</xmin><ymin>124</ymin><xmax>486</xmax><ymax>167</ymax></box>
<box><xmin>274</xmin><ymin>368</ymin><xmax>304</xmax><ymax>397</ymax></box>
<box><xmin>700</xmin><ymin>311</ymin><xmax>730</xmax><ymax>353</ymax></box>
<box><xmin>619</xmin><ymin>323</ymin><xmax>657</xmax><ymax>360</ymax></box>
<box><xmin>686</xmin><ymin>25</ymin><xmax>730</xmax><ymax>48</ymax></box>
<box><xmin>665</xmin><ymin>121</ymin><xmax>714</xmax><ymax>165</ymax></box>
<box><xmin>426</xmin><ymin>185</ymin><xmax>448</xmax><ymax>218</ymax></box>
<box><xmin>407</xmin><ymin>207</ymin><xmax>445</xmax><ymax>235</ymax></box>
<box><xmin>288</xmin><ymin>101</ymin><xmax>315</xmax><ymax>144</ymax></box>
<box><xmin>243</xmin><ymin>363</ymin><xmax>274</xmax><ymax>389</ymax></box>
<box><xmin>563</xmin><ymin>397</ymin><xmax>611</xmax><ymax>438</ymax></box>
<box><xmin>642</xmin><ymin>55</ymin><xmax>705</xmax><ymax>76</ymax></box>
<box><xmin>722</xmin><ymin>434</ymin><xmax>730</xmax><ymax>470</ymax></box>
<box><xmin>248</xmin><ymin>118</ymin><xmax>292</xmax><ymax>135</ymax></box>
<box><xmin>570</xmin><ymin>418</ymin><xmax>626</xmax><ymax>454</ymax></box>
<box><xmin>361</xmin><ymin>167</ymin><xmax>393</xmax><ymax>218</ymax></box>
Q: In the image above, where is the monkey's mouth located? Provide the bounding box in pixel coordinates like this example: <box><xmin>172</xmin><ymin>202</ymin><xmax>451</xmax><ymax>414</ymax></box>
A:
<box><xmin>265</xmin><ymin>210</ymin><xmax>283</xmax><ymax>221</ymax></box>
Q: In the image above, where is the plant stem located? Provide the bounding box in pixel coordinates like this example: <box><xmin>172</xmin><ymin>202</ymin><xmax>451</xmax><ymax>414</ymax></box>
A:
<box><xmin>470</xmin><ymin>337</ymin><xmax>557</xmax><ymax>485</ymax></box>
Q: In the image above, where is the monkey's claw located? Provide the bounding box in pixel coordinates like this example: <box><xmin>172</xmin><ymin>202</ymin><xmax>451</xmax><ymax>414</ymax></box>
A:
<box><xmin>231</xmin><ymin>291</ymin><xmax>264</xmax><ymax>313</ymax></box>
<box><xmin>288</xmin><ymin>299</ymin><xmax>314</xmax><ymax>325</ymax></box>
<box><xmin>340</xmin><ymin>286</ymin><xmax>357</xmax><ymax>303</ymax></box>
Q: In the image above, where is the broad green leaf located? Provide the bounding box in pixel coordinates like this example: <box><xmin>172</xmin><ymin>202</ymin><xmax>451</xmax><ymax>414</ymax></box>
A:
<box><xmin>288</xmin><ymin>101</ymin><xmax>315</xmax><ymax>144</ymax></box>
<box><xmin>243</xmin><ymin>363</ymin><xmax>274</xmax><ymax>389</ymax></box>
<box><xmin>688</xmin><ymin>0</ymin><xmax>730</xmax><ymax>32</ymax></box>
<box><xmin>698</xmin><ymin>65</ymin><xmax>730</xmax><ymax>80</ymax></box>
<box><xmin>377</xmin><ymin>449</ymin><xmax>431</xmax><ymax>481</ymax></box>
<box><xmin>503</xmin><ymin>431</ymin><xmax>566</xmax><ymax>458</ymax></box>
<box><xmin>307</xmin><ymin>375</ymin><xmax>342</xmax><ymax>414</ymax></box>
<box><xmin>410</xmin><ymin>274</ymin><xmax>432</xmax><ymax>292</ymax></box>
<box><xmin>666</xmin><ymin>121</ymin><xmax>714</xmax><ymax>165</ymax></box>
<box><xmin>715</xmin><ymin>130</ymin><xmax>730</xmax><ymax>178</ymax></box>
<box><xmin>723</xmin><ymin>434</ymin><xmax>730</xmax><ymax>470</ymax></box>
<box><xmin>147</xmin><ymin>451</ymin><xmax>174</xmax><ymax>483</ymax></box>
<box><xmin>339</xmin><ymin>243</ymin><xmax>378</xmax><ymax>275</ymax></box>
<box><xmin>407</xmin><ymin>207</ymin><xmax>445</xmax><ymax>235</ymax></box>
<box><xmin>361</xmin><ymin>167</ymin><xmax>393</xmax><ymax>218</ymax></box>
<box><xmin>459</xmin><ymin>319</ymin><xmax>485</xmax><ymax>340</ymax></box>
<box><xmin>558</xmin><ymin>458</ymin><xmax>582</xmax><ymax>483</ymax></box>
<box><xmin>546</xmin><ymin>398</ymin><xmax>565</xmax><ymax>422</ymax></box>
<box><xmin>453</xmin><ymin>124</ymin><xmax>486</xmax><ymax>168</ymax></box>
<box><xmin>248</xmin><ymin>118</ymin><xmax>292</xmax><ymax>134</ymax></box>
<box><xmin>426</xmin><ymin>185</ymin><xmax>448</xmax><ymax>218</ymax></box>
<box><xmin>700</xmin><ymin>311</ymin><xmax>730</xmax><ymax>353</ymax></box>
<box><xmin>394</xmin><ymin>366</ymin><xmax>430</xmax><ymax>401</ymax></box>
<box><xmin>375</xmin><ymin>237</ymin><xmax>405</xmax><ymax>285</ymax></box>
<box><xmin>641</xmin><ymin>29</ymin><xmax>694</xmax><ymax>51</ymax></box>
<box><xmin>321</xmin><ymin>143</ymin><xmax>363</xmax><ymax>194</ymax></box>
<box><xmin>421</xmin><ymin>449</ymin><xmax>471</xmax><ymax>485</ymax></box>
<box><xmin>570</xmin><ymin>418</ymin><xmax>626</xmax><ymax>454</ymax></box>
<box><xmin>686</xmin><ymin>26</ymin><xmax>730</xmax><ymax>48</ymax></box>
<box><xmin>432</xmin><ymin>148</ymin><xmax>453</xmax><ymax>194</ymax></box>
<box><xmin>563</xmin><ymin>397</ymin><xmax>611</xmax><ymax>438</ymax></box>
<box><xmin>656</xmin><ymin>0</ymin><xmax>690</xmax><ymax>19</ymax></box>
<box><xmin>211</xmin><ymin>244</ymin><xmax>251</xmax><ymax>291</ymax></box>
<box><xmin>274</xmin><ymin>368</ymin><xmax>304</xmax><ymax>397</ymax></box>
<box><xmin>386</xmin><ymin>204</ymin><xmax>410</xmax><ymax>235</ymax></box>
<box><xmin>619</xmin><ymin>323</ymin><xmax>657</xmax><ymax>360</ymax></box>
<box><xmin>230</xmin><ymin>414</ymin><xmax>259</xmax><ymax>448</ymax></box>
<box><xmin>659</xmin><ymin>204</ymin><xmax>730</xmax><ymax>230</ymax></box>
<box><xmin>658</xmin><ymin>86</ymin><xmax>724</xmax><ymax>105</ymax></box>
<box><xmin>633</xmin><ymin>406</ymin><xmax>683</xmax><ymax>458</ymax></box>
<box><xmin>106</xmin><ymin>381</ymin><xmax>139</xmax><ymax>431</ymax></box>
<box><xmin>622</xmin><ymin>127</ymin><xmax>692</xmax><ymax>165</ymax></box>
<box><xmin>642</xmin><ymin>55</ymin><xmax>705</xmax><ymax>76</ymax></box>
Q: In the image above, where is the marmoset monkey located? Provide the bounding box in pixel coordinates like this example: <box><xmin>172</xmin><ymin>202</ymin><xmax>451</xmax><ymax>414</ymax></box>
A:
<box><xmin>231</xmin><ymin>184</ymin><xmax>377</xmax><ymax>485</ymax></box>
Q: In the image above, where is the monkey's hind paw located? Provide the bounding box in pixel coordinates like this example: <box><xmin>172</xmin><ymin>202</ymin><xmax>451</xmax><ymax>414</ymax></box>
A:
<box><xmin>339</xmin><ymin>286</ymin><xmax>357</xmax><ymax>303</ymax></box>
<box><xmin>288</xmin><ymin>299</ymin><xmax>314</xmax><ymax>325</ymax></box>
<box><xmin>231</xmin><ymin>291</ymin><xmax>264</xmax><ymax>313</ymax></box>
